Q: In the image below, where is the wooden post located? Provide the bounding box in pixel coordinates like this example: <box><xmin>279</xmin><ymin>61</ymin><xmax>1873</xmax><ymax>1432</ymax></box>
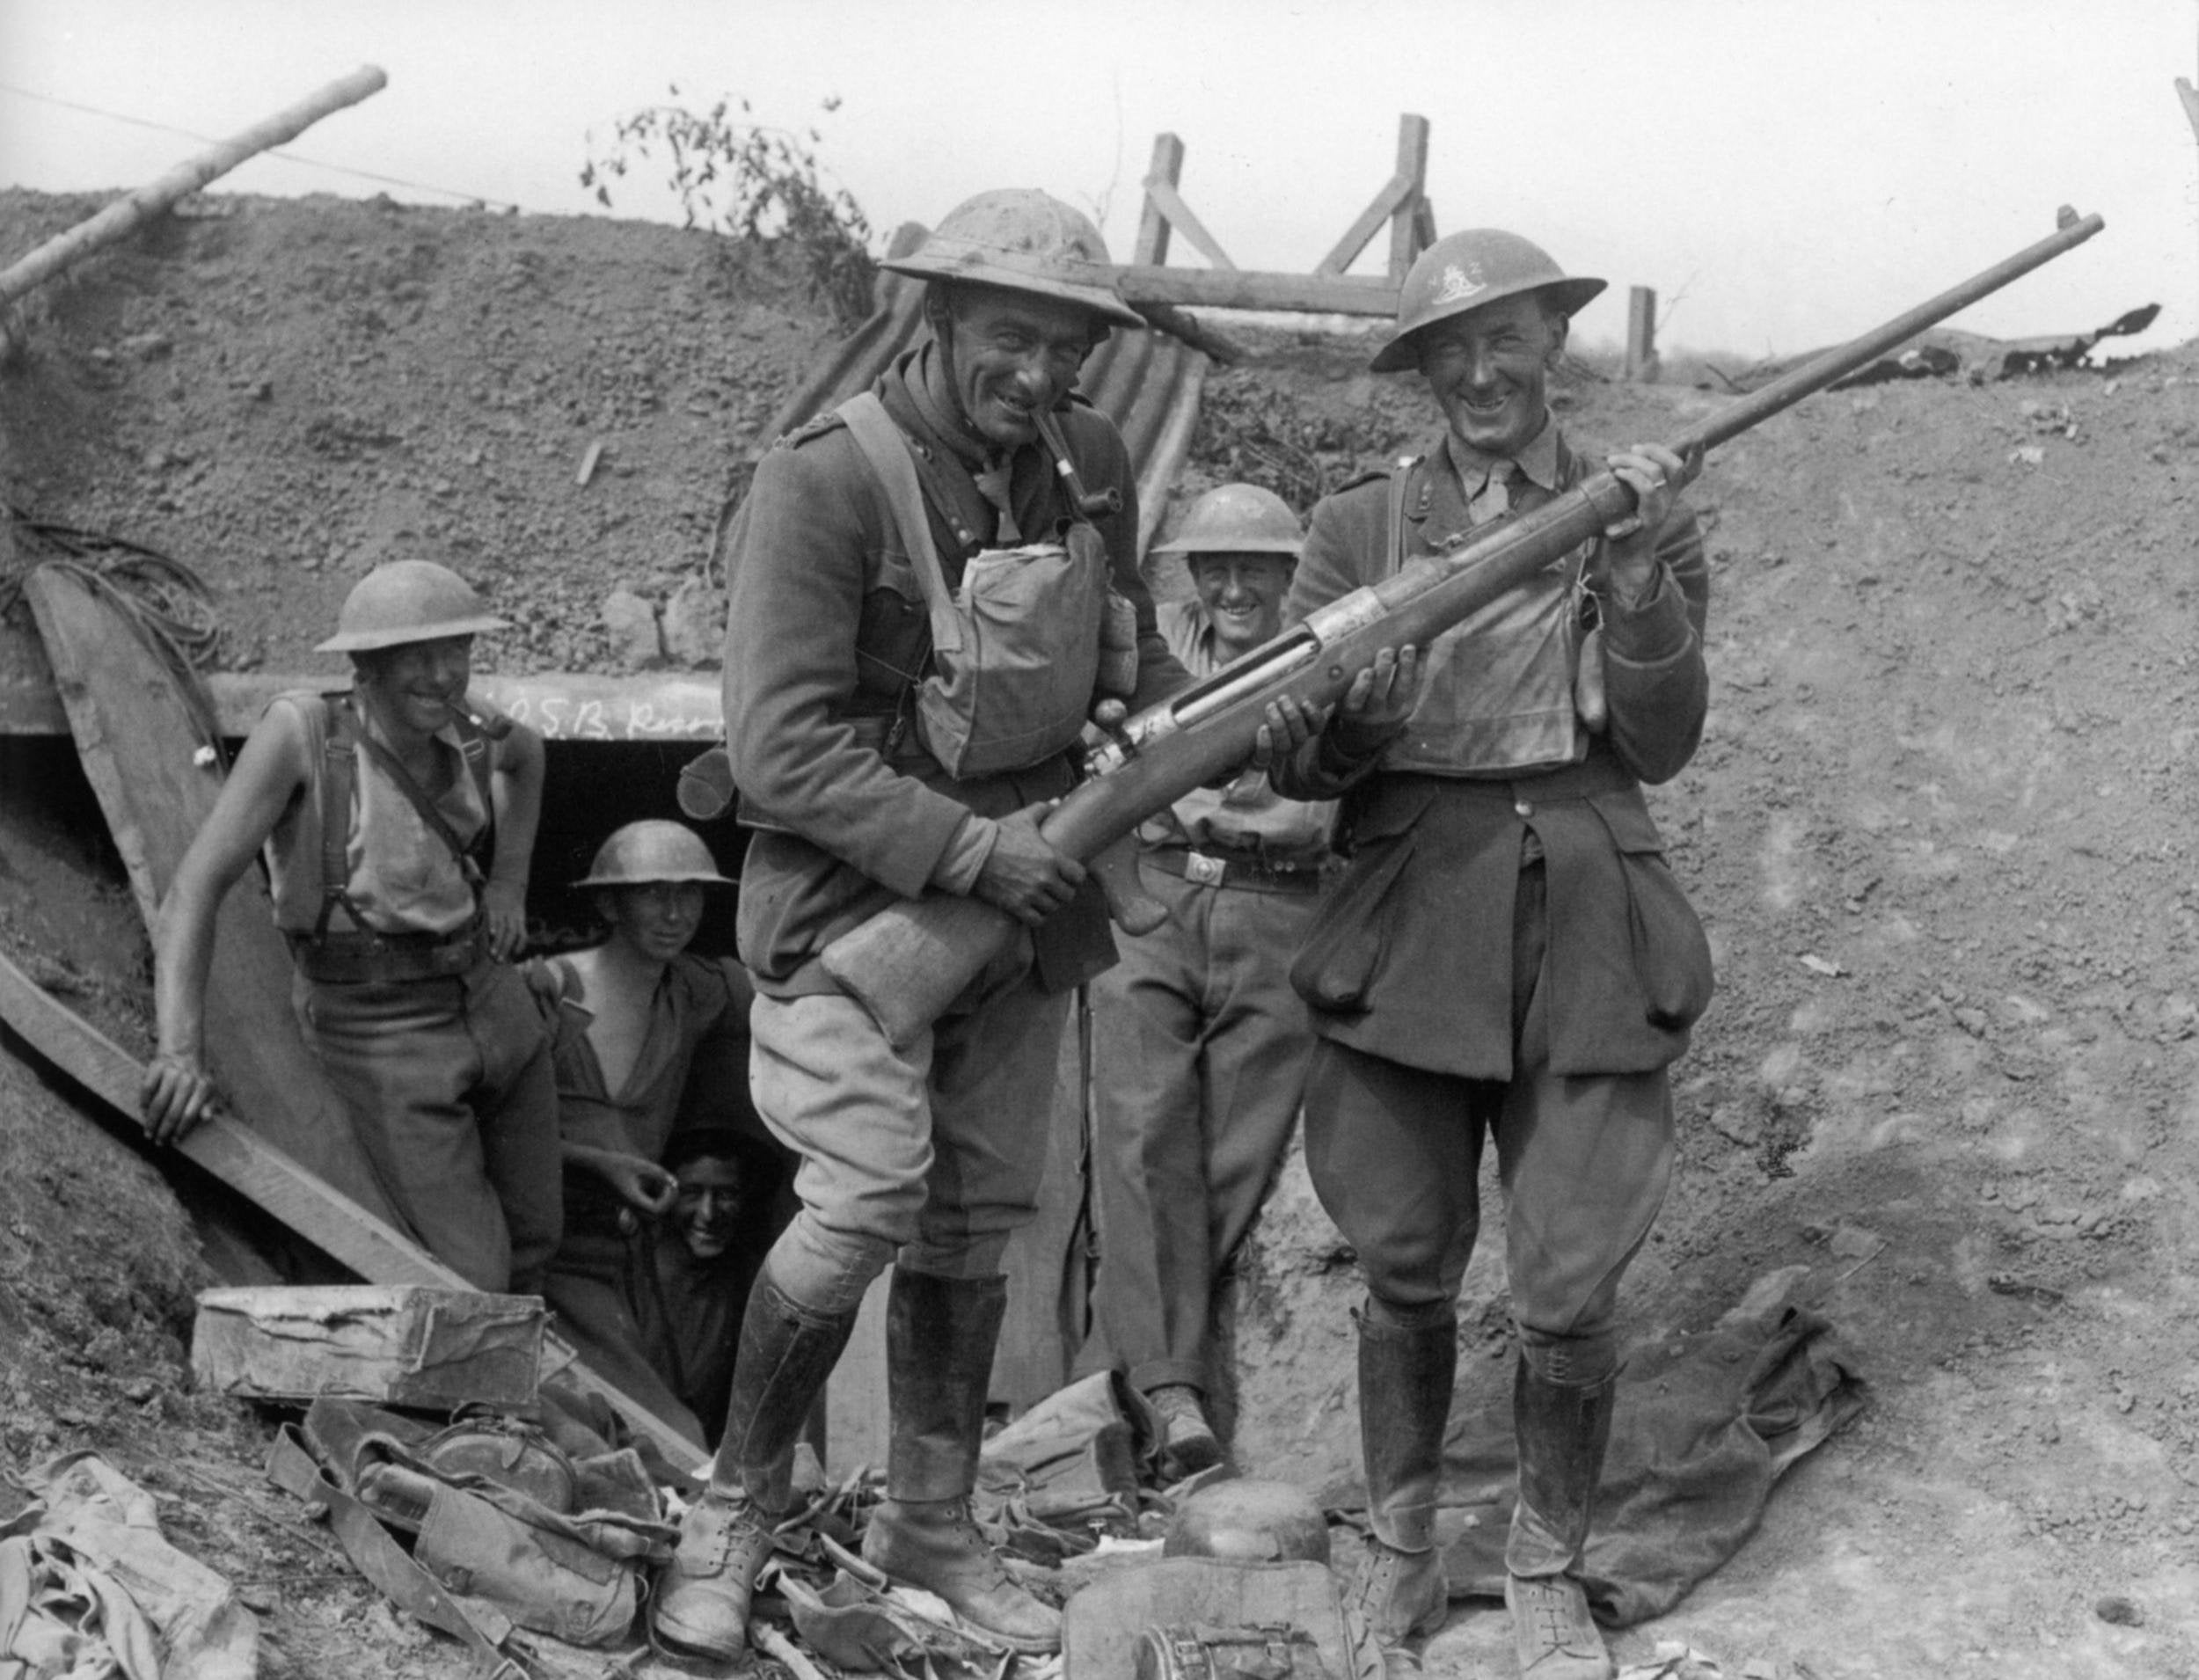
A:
<box><xmin>1317</xmin><ymin>113</ymin><xmax>1429</xmax><ymax>279</ymax></box>
<box><xmin>1387</xmin><ymin>114</ymin><xmax>1432</xmax><ymax>281</ymax></box>
<box><xmin>2178</xmin><ymin>62</ymin><xmax>2199</xmax><ymax>299</ymax></box>
<box><xmin>1626</xmin><ymin>286</ymin><xmax>1659</xmax><ymax>383</ymax></box>
<box><xmin>0</xmin><ymin>65</ymin><xmax>388</xmax><ymax>315</ymax></box>
<box><xmin>1135</xmin><ymin>134</ymin><xmax>1187</xmax><ymax>267</ymax></box>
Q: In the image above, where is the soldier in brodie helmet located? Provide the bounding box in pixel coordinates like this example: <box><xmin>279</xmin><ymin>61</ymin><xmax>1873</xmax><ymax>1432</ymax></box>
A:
<box><xmin>142</xmin><ymin>559</ymin><xmax>560</xmax><ymax>1296</ymax></box>
<box><xmin>649</xmin><ymin>186</ymin><xmax>1220</xmax><ymax>1662</ymax></box>
<box><xmin>1078</xmin><ymin>483</ymin><xmax>1337</xmax><ymax>1479</ymax></box>
<box><xmin>529</xmin><ymin>819</ymin><xmax>756</xmax><ymax>1449</ymax></box>
<box><xmin>1268</xmin><ymin>230</ymin><xmax>1714</xmax><ymax>1678</ymax></box>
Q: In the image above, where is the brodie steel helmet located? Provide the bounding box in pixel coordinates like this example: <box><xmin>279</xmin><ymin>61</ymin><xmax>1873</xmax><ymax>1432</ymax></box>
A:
<box><xmin>881</xmin><ymin>188</ymin><xmax>1145</xmax><ymax>330</ymax></box>
<box><xmin>315</xmin><ymin>559</ymin><xmax>510</xmax><ymax>654</ymax></box>
<box><xmin>1151</xmin><ymin>483</ymin><xmax>1304</xmax><ymax>559</ymax></box>
<box><xmin>1161</xmin><ymin>1479</ymin><xmax>1333</xmax><ymax>1566</ymax></box>
<box><xmin>1370</xmin><ymin>229</ymin><xmax>1607</xmax><ymax>374</ymax></box>
<box><xmin>572</xmin><ymin>820</ymin><xmax>734</xmax><ymax>889</ymax></box>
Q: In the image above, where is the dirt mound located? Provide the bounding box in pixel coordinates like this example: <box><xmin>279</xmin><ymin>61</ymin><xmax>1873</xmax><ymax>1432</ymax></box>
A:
<box><xmin>5</xmin><ymin>186</ymin><xmax>2199</xmax><ymax>1676</ymax></box>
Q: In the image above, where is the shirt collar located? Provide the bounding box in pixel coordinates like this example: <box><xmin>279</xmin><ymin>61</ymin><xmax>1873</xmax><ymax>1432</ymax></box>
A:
<box><xmin>1443</xmin><ymin>408</ymin><xmax>1560</xmax><ymax>497</ymax></box>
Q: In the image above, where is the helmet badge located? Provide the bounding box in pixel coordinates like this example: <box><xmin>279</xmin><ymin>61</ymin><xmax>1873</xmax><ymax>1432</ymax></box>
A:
<box><xmin>1432</xmin><ymin>261</ymin><xmax>1487</xmax><ymax>306</ymax></box>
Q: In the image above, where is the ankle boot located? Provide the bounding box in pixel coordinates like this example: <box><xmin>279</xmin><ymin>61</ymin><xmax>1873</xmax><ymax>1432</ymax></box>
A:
<box><xmin>858</xmin><ymin>1271</ymin><xmax>1062</xmax><ymax>1654</ymax></box>
<box><xmin>1148</xmin><ymin>1384</ymin><xmax>1225</xmax><ymax>1479</ymax></box>
<box><xmin>652</xmin><ymin>1275</ymin><xmax>858</xmax><ymax>1662</ymax></box>
<box><xmin>1505</xmin><ymin>1359</ymin><xmax>1618</xmax><ymax>1680</ymax></box>
<box><xmin>1344</xmin><ymin>1303</ymin><xmax>1457</xmax><ymax>1644</ymax></box>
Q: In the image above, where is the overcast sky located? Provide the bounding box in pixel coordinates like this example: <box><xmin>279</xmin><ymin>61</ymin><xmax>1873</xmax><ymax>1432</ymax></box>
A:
<box><xmin>4</xmin><ymin>0</ymin><xmax>2195</xmax><ymax>360</ymax></box>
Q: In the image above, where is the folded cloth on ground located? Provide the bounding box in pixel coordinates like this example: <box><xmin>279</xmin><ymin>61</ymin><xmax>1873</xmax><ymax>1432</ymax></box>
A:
<box><xmin>1425</xmin><ymin>1295</ymin><xmax>1867</xmax><ymax>1626</ymax></box>
<box><xmin>0</xmin><ymin>1450</ymin><xmax>259</xmax><ymax>1680</ymax></box>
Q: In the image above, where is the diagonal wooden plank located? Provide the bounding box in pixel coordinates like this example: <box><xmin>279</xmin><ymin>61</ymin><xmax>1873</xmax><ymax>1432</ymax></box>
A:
<box><xmin>0</xmin><ymin>939</ymin><xmax>707</xmax><ymax>1472</ymax></box>
<box><xmin>1140</xmin><ymin>179</ymin><xmax>1238</xmax><ymax>272</ymax></box>
<box><xmin>24</xmin><ymin>564</ymin><xmax>405</xmax><ymax>1223</ymax></box>
<box><xmin>1316</xmin><ymin>170</ymin><xmax>1416</xmax><ymax>278</ymax></box>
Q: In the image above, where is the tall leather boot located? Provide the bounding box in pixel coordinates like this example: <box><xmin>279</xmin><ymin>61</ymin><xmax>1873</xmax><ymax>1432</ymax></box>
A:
<box><xmin>651</xmin><ymin>1274</ymin><xmax>858</xmax><ymax>1662</ymax></box>
<box><xmin>859</xmin><ymin>1271</ymin><xmax>1062</xmax><ymax>1654</ymax></box>
<box><xmin>1344</xmin><ymin>1303</ymin><xmax>1457</xmax><ymax>1644</ymax></box>
<box><xmin>1504</xmin><ymin>1358</ymin><xmax>1619</xmax><ymax>1680</ymax></box>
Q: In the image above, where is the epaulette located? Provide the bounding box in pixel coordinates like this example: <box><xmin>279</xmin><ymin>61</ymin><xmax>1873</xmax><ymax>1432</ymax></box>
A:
<box><xmin>773</xmin><ymin>409</ymin><xmax>848</xmax><ymax>451</ymax></box>
<box><xmin>1335</xmin><ymin>452</ymin><xmax>1420</xmax><ymax>495</ymax></box>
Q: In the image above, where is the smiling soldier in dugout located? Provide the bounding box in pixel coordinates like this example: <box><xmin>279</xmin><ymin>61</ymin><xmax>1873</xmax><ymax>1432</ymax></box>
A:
<box><xmin>647</xmin><ymin>187</ymin><xmax>1202</xmax><ymax>1663</ymax></box>
<box><xmin>1268</xmin><ymin>230</ymin><xmax>1714</xmax><ymax>1679</ymax></box>
<box><xmin>142</xmin><ymin>559</ymin><xmax>560</xmax><ymax>1297</ymax></box>
<box><xmin>1078</xmin><ymin>483</ymin><xmax>1336</xmax><ymax>1479</ymax></box>
<box><xmin>529</xmin><ymin>818</ymin><xmax>754</xmax><ymax>1448</ymax></box>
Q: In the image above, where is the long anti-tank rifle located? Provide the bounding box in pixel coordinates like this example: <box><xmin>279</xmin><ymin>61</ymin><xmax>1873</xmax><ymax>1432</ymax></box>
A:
<box><xmin>819</xmin><ymin>207</ymin><xmax>2106</xmax><ymax>1048</ymax></box>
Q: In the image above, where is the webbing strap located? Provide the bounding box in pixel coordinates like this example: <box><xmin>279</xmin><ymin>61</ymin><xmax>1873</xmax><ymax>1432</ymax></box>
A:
<box><xmin>314</xmin><ymin>696</ymin><xmax>494</xmax><ymax>940</ymax></box>
<box><xmin>267</xmin><ymin>1427</ymin><xmax>525</xmax><ymax>1680</ymax></box>
<box><xmin>838</xmin><ymin>391</ymin><xmax>965</xmax><ymax>657</ymax></box>
<box><xmin>1383</xmin><ymin>456</ymin><xmax>1420</xmax><ymax>581</ymax></box>
<box><xmin>317</xmin><ymin>696</ymin><xmax>361</xmax><ymax>940</ymax></box>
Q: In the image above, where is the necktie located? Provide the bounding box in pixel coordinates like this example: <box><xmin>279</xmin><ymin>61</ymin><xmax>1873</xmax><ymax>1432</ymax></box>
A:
<box><xmin>1470</xmin><ymin>459</ymin><xmax>1517</xmax><ymax>526</ymax></box>
<box><xmin>975</xmin><ymin>456</ymin><xmax>1022</xmax><ymax>544</ymax></box>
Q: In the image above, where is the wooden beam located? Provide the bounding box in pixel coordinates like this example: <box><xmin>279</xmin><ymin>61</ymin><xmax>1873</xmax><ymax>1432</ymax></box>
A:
<box><xmin>0</xmin><ymin>939</ymin><xmax>709</xmax><ymax>1474</ymax></box>
<box><xmin>0</xmin><ymin>67</ymin><xmax>388</xmax><ymax>316</ymax></box>
<box><xmin>1138</xmin><ymin>179</ymin><xmax>1237</xmax><ymax>273</ymax></box>
<box><xmin>1133</xmin><ymin>134</ymin><xmax>1186</xmax><ymax>267</ymax></box>
<box><xmin>1387</xmin><ymin>115</ymin><xmax>1433</xmax><ymax>282</ymax></box>
<box><xmin>1130</xmin><ymin>301</ymin><xmax>1246</xmax><ymax>365</ymax></box>
<box><xmin>1114</xmin><ymin>266</ymin><xmax>1397</xmax><ymax>316</ymax></box>
<box><xmin>0</xmin><ymin>668</ymin><xmax>729</xmax><ymax>743</ymax></box>
<box><xmin>1626</xmin><ymin>286</ymin><xmax>1659</xmax><ymax>382</ymax></box>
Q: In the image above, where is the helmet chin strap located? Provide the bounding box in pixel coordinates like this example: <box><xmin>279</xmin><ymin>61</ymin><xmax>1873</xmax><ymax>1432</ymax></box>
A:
<box><xmin>925</xmin><ymin>289</ymin><xmax>985</xmax><ymax>446</ymax></box>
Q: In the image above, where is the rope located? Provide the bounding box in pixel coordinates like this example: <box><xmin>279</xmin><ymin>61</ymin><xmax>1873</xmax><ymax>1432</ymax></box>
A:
<box><xmin>3</xmin><ymin>505</ymin><xmax>227</xmax><ymax>751</ymax></box>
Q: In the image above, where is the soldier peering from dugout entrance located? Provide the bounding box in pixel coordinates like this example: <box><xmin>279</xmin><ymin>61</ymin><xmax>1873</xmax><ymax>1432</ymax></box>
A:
<box><xmin>528</xmin><ymin>818</ymin><xmax>757</xmax><ymax>1448</ymax></box>
<box><xmin>142</xmin><ymin>559</ymin><xmax>561</xmax><ymax>1296</ymax></box>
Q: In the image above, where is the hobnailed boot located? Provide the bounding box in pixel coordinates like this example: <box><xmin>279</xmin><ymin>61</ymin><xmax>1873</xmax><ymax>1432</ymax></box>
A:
<box><xmin>651</xmin><ymin>1275</ymin><xmax>858</xmax><ymax>1662</ymax></box>
<box><xmin>1344</xmin><ymin>1303</ymin><xmax>1457</xmax><ymax>1645</ymax></box>
<box><xmin>1505</xmin><ymin>1359</ymin><xmax>1619</xmax><ymax>1680</ymax></box>
<box><xmin>859</xmin><ymin>1271</ymin><xmax>1063</xmax><ymax>1654</ymax></box>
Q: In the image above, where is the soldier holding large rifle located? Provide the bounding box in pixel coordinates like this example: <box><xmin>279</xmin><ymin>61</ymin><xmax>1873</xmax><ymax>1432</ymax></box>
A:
<box><xmin>1268</xmin><ymin>229</ymin><xmax>1707</xmax><ymax>1680</ymax></box>
<box><xmin>650</xmin><ymin>187</ymin><xmax>1215</xmax><ymax>1664</ymax></box>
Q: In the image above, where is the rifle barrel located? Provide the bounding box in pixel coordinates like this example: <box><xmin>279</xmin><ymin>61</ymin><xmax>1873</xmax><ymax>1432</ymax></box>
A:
<box><xmin>1675</xmin><ymin>208</ymin><xmax>2104</xmax><ymax>457</ymax></box>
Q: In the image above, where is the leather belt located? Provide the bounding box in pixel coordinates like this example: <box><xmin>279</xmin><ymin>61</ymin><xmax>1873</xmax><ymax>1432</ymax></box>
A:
<box><xmin>1146</xmin><ymin>845</ymin><xmax>1327</xmax><ymax>895</ymax></box>
<box><xmin>289</xmin><ymin>917</ymin><xmax>487</xmax><ymax>984</ymax></box>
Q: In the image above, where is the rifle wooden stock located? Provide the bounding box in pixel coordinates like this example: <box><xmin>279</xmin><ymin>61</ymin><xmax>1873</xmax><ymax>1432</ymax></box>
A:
<box><xmin>821</xmin><ymin>208</ymin><xmax>2105</xmax><ymax>1048</ymax></box>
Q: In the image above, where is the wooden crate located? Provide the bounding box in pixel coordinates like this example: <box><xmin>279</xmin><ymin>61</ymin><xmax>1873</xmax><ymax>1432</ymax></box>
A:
<box><xmin>192</xmin><ymin>1285</ymin><xmax>544</xmax><ymax>1409</ymax></box>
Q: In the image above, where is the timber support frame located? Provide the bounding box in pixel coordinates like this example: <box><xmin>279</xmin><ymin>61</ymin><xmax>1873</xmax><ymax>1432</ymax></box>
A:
<box><xmin>1115</xmin><ymin>114</ymin><xmax>1435</xmax><ymax>323</ymax></box>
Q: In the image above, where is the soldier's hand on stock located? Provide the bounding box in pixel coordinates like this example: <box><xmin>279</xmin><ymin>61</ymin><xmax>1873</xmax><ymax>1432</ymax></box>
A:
<box><xmin>1249</xmin><ymin>694</ymin><xmax>1326</xmax><ymax>771</ymax></box>
<box><xmin>141</xmin><ymin>1048</ymin><xmax>217</xmax><ymax>1147</ymax></box>
<box><xmin>975</xmin><ymin>804</ymin><xmax>1087</xmax><ymax>926</ymax></box>
<box><xmin>1328</xmin><ymin>645</ymin><xmax>1422</xmax><ymax>756</ymax></box>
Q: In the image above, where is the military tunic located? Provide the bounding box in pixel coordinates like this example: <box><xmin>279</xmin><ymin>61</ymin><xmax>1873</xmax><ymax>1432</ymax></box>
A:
<box><xmin>721</xmin><ymin>342</ymin><xmax>1190</xmax><ymax>1304</ymax></box>
<box><xmin>1275</xmin><ymin>417</ymin><xmax>1713</xmax><ymax>1342</ymax></box>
